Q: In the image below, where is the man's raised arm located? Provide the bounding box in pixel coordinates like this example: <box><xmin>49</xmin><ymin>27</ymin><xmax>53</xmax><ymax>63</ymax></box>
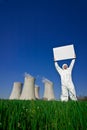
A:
<box><xmin>69</xmin><ymin>59</ymin><xmax>75</xmax><ymax>71</ymax></box>
<box><xmin>54</xmin><ymin>61</ymin><xmax>62</xmax><ymax>74</ymax></box>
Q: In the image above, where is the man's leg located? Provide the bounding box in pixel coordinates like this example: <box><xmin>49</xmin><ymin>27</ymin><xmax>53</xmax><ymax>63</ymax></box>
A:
<box><xmin>61</xmin><ymin>85</ymin><xmax>68</xmax><ymax>101</ymax></box>
<box><xmin>68</xmin><ymin>83</ymin><xmax>77</xmax><ymax>101</ymax></box>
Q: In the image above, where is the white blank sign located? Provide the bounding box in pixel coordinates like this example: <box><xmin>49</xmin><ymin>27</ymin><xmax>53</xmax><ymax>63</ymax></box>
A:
<box><xmin>53</xmin><ymin>44</ymin><xmax>76</xmax><ymax>61</ymax></box>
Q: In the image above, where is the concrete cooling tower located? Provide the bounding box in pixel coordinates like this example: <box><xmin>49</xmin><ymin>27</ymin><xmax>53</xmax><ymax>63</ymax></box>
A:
<box><xmin>9</xmin><ymin>82</ymin><xmax>23</xmax><ymax>99</ymax></box>
<box><xmin>43</xmin><ymin>78</ymin><xmax>55</xmax><ymax>100</ymax></box>
<box><xmin>20</xmin><ymin>74</ymin><xmax>35</xmax><ymax>100</ymax></box>
<box><xmin>35</xmin><ymin>85</ymin><xmax>40</xmax><ymax>99</ymax></box>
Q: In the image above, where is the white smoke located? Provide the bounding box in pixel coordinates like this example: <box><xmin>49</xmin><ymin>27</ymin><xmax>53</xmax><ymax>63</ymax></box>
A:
<box><xmin>42</xmin><ymin>77</ymin><xmax>53</xmax><ymax>84</ymax></box>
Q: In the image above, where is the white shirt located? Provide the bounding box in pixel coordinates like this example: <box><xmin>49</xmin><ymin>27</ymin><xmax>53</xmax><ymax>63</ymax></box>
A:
<box><xmin>55</xmin><ymin>59</ymin><xmax>75</xmax><ymax>86</ymax></box>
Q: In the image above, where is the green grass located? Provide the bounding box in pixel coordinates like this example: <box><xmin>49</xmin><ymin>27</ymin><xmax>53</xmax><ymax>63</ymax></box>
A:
<box><xmin>0</xmin><ymin>100</ymin><xmax>87</xmax><ymax>130</ymax></box>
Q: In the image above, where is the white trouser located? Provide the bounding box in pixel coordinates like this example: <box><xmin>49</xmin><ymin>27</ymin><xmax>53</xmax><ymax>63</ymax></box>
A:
<box><xmin>61</xmin><ymin>82</ymin><xmax>77</xmax><ymax>101</ymax></box>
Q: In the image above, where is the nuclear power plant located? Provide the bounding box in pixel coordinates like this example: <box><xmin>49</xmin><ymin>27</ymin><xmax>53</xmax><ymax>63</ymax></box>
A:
<box><xmin>20</xmin><ymin>74</ymin><xmax>35</xmax><ymax>100</ymax></box>
<box><xmin>9</xmin><ymin>82</ymin><xmax>23</xmax><ymax>99</ymax></box>
<box><xmin>42</xmin><ymin>78</ymin><xmax>55</xmax><ymax>100</ymax></box>
<box><xmin>9</xmin><ymin>73</ymin><xmax>56</xmax><ymax>100</ymax></box>
<box><xmin>35</xmin><ymin>85</ymin><xmax>40</xmax><ymax>99</ymax></box>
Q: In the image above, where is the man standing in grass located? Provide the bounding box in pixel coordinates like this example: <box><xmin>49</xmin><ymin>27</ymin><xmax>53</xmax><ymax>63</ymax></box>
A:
<box><xmin>54</xmin><ymin>59</ymin><xmax>77</xmax><ymax>101</ymax></box>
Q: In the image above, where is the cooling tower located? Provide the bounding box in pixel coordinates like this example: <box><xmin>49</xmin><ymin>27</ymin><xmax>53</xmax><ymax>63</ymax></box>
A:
<box><xmin>20</xmin><ymin>75</ymin><xmax>35</xmax><ymax>100</ymax></box>
<box><xmin>35</xmin><ymin>85</ymin><xmax>40</xmax><ymax>99</ymax></box>
<box><xmin>43</xmin><ymin>78</ymin><xmax>55</xmax><ymax>100</ymax></box>
<box><xmin>9</xmin><ymin>82</ymin><xmax>23</xmax><ymax>99</ymax></box>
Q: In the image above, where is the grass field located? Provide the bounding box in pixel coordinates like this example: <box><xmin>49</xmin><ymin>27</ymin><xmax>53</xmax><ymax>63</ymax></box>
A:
<box><xmin>0</xmin><ymin>100</ymin><xmax>87</xmax><ymax>130</ymax></box>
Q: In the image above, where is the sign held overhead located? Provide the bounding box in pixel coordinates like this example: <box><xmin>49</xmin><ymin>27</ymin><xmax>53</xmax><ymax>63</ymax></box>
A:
<box><xmin>53</xmin><ymin>44</ymin><xmax>76</xmax><ymax>61</ymax></box>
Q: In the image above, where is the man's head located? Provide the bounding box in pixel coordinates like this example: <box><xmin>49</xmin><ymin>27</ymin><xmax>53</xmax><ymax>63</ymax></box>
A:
<box><xmin>62</xmin><ymin>64</ymin><xmax>68</xmax><ymax>69</ymax></box>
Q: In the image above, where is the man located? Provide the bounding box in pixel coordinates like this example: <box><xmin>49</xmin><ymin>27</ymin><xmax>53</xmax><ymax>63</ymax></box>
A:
<box><xmin>54</xmin><ymin>59</ymin><xmax>77</xmax><ymax>101</ymax></box>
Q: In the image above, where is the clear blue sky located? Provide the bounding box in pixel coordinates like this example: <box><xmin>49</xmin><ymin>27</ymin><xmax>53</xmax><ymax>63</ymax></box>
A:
<box><xmin>0</xmin><ymin>0</ymin><xmax>87</xmax><ymax>99</ymax></box>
